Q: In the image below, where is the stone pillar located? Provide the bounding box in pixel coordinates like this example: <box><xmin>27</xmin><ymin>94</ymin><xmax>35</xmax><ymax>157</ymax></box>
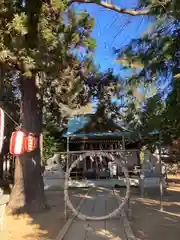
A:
<box><xmin>140</xmin><ymin>172</ymin><xmax>145</xmax><ymax>197</ymax></box>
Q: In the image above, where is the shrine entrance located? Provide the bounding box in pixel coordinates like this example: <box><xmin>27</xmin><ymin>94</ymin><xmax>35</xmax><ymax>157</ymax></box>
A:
<box><xmin>62</xmin><ymin>114</ymin><xmax>140</xmax><ymax>221</ymax></box>
<box><xmin>64</xmin><ymin>149</ymin><xmax>131</xmax><ymax>221</ymax></box>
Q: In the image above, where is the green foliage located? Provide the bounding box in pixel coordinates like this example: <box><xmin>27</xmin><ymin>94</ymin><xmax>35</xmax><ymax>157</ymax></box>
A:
<box><xmin>115</xmin><ymin>1</ymin><xmax>180</xmax><ymax>144</ymax></box>
<box><xmin>83</xmin><ymin>38</ymin><xmax>96</xmax><ymax>50</ymax></box>
<box><xmin>43</xmin><ymin>131</ymin><xmax>65</xmax><ymax>163</ymax></box>
<box><xmin>0</xmin><ymin>1</ymin><xmax>97</xmax><ymax>134</ymax></box>
<box><xmin>43</xmin><ymin>134</ymin><xmax>56</xmax><ymax>161</ymax></box>
<box><xmin>10</xmin><ymin>12</ymin><xmax>27</xmax><ymax>35</ymax></box>
<box><xmin>0</xmin><ymin>69</ymin><xmax>20</xmax><ymax>149</ymax></box>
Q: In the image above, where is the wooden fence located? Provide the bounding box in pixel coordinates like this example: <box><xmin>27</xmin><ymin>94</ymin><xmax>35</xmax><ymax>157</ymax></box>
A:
<box><xmin>0</xmin><ymin>153</ymin><xmax>15</xmax><ymax>185</ymax></box>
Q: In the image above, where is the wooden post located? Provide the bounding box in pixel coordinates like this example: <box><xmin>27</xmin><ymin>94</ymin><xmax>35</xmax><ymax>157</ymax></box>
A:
<box><xmin>84</xmin><ymin>153</ymin><xmax>87</xmax><ymax>172</ymax></box>
<box><xmin>90</xmin><ymin>144</ymin><xmax>93</xmax><ymax>169</ymax></box>
<box><xmin>122</xmin><ymin>135</ymin><xmax>125</xmax><ymax>151</ymax></box>
<box><xmin>0</xmin><ymin>69</ymin><xmax>4</xmax><ymax>180</ymax></box>
<box><xmin>159</xmin><ymin>146</ymin><xmax>164</xmax><ymax>211</ymax></box>
<box><xmin>122</xmin><ymin>135</ymin><xmax>132</xmax><ymax>220</ymax></box>
<box><xmin>40</xmin><ymin>133</ymin><xmax>43</xmax><ymax>166</ymax></box>
<box><xmin>65</xmin><ymin>136</ymin><xmax>69</xmax><ymax>220</ymax></box>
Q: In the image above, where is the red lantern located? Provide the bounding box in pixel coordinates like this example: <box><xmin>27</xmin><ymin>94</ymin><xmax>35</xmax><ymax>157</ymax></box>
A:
<box><xmin>0</xmin><ymin>107</ymin><xmax>5</xmax><ymax>154</ymax></box>
<box><xmin>25</xmin><ymin>133</ymin><xmax>36</xmax><ymax>152</ymax></box>
<box><xmin>10</xmin><ymin>130</ymin><xmax>26</xmax><ymax>156</ymax></box>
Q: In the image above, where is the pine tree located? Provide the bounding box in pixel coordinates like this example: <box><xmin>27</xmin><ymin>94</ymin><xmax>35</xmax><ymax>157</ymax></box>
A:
<box><xmin>114</xmin><ymin>1</ymin><xmax>179</xmax><ymax>140</ymax></box>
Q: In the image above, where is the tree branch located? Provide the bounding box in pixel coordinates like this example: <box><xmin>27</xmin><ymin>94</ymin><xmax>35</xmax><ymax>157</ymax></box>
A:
<box><xmin>68</xmin><ymin>0</ymin><xmax>150</xmax><ymax>16</ymax></box>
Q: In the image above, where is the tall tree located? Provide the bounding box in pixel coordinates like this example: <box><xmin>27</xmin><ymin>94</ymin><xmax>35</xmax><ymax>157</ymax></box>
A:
<box><xmin>0</xmin><ymin>0</ymin><xmax>96</xmax><ymax>212</ymax></box>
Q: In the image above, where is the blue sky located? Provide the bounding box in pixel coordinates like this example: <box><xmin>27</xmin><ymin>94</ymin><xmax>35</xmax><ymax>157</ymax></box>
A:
<box><xmin>75</xmin><ymin>1</ymin><xmax>151</xmax><ymax>76</ymax></box>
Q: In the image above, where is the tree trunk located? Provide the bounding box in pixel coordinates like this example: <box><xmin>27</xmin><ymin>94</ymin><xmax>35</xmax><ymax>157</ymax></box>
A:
<box><xmin>7</xmin><ymin>76</ymin><xmax>46</xmax><ymax>213</ymax></box>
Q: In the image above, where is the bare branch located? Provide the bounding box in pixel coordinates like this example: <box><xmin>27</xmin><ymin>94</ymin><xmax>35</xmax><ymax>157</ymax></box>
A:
<box><xmin>68</xmin><ymin>0</ymin><xmax>150</xmax><ymax>16</ymax></box>
<box><xmin>54</xmin><ymin>96</ymin><xmax>92</xmax><ymax>117</ymax></box>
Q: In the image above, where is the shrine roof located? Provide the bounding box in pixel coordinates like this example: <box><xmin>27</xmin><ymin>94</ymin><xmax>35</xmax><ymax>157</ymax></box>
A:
<box><xmin>63</xmin><ymin>114</ymin><xmax>130</xmax><ymax>138</ymax></box>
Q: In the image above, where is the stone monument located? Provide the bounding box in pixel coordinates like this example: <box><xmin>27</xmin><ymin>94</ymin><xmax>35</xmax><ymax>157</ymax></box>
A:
<box><xmin>43</xmin><ymin>153</ymin><xmax>65</xmax><ymax>190</ymax></box>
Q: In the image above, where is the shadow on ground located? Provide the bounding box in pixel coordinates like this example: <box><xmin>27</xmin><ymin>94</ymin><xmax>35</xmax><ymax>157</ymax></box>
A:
<box><xmin>129</xmin><ymin>177</ymin><xmax>180</xmax><ymax>240</ymax></box>
<box><xmin>1</xmin><ymin>188</ymin><xmax>89</xmax><ymax>240</ymax></box>
<box><xmin>2</xmin><ymin>177</ymin><xmax>180</xmax><ymax>240</ymax></box>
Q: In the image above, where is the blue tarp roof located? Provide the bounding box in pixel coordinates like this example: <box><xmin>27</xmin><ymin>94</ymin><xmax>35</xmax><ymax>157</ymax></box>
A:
<box><xmin>64</xmin><ymin>115</ymin><xmax>90</xmax><ymax>137</ymax></box>
<box><xmin>63</xmin><ymin>114</ymin><xmax>160</xmax><ymax>138</ymax></box>
<box><xmin>63</xmin><ymin>114</ymin><xmax>128</xmax><ymax>137</ymax></box>
<box><xmin>149</xmin><ymin>130</ymin><xmax>160</xmax><ymax>135</ymax></box>
<box><xmin>64</xmin><ymin>132</ymin><xmax>128</xmax><ymax>137</ymax></box>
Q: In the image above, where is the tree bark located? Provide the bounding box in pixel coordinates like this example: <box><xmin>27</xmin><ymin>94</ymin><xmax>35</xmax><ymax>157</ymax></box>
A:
<box><xmin>7</xmin><ymin>76</ymin><xmax>46</xmax><ymax>213</ymax></box>
<box><xmin>0</xmin><ymin>153</ymin><xmax>3</xmax><ymax>179</ymax></box>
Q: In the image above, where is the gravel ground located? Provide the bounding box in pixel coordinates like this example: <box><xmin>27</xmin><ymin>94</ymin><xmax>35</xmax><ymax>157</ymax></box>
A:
<box><xmin>0</xmin><ymin>188</ymin><xmax>89</xmax><ymax>240</ymax></box>
<box><xmin>130</xmin><ymin>177</ymin><xmax>180</xmax><ymax>240</ymax></box>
